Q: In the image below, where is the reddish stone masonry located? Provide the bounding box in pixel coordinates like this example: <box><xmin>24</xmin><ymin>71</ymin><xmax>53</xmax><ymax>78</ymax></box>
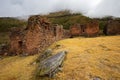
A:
<box><xmin>9</xmin><ymin>16</ymin><xmax>64</xmax><ymax>55</ymax></box>
<box><xmin>9</xmin><ymin>18</ymin><xmax>100</xmax><ymax>55</ymax></box>
<box><xmin>103</xmin><ymin>20</ymin><xmax>120</xmax><ymax>35</ymax></box>
<box><xmin>70</xmin><ymin>20</ymin><xmax>99</xmax><ymax>37</ymax></box>
<box><xmin>4</xmin><ymin>17</ymin><xmax>120</xmax><ymax>56</ymax></box>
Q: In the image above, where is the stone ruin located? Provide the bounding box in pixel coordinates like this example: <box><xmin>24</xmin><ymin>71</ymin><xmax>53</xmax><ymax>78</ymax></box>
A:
<box><xmin>2</xmin><ymin>16</ymin><xmax>119</xmax><ymax>56</ymax></box>
<box><xmin>85</xmin><ymin>20</ymin><xmax>99</xmax><ymax>37</ymax></box>
<box><xmin>70</xmin><ymin>20</ymin><xmax>99</xmax><ymax>37</ymax></box>
<box><xmin>9</xmin><ymin>16</ymin><xmax>64</xmax><ymax>55</ymax></box>
<box><xmin>103</xmin><ymin>20</ymin><xmax>120</xmax><ymax>35</ymax></box>
<box><xmin>70</xmin><ymin>24</ymin><xmax>81</xmax><ymax>37</ymax></box>
<box><xmin>7</xmin><ymin>19</ymin><xmax>100</xmax><ymax>55</ymax></box>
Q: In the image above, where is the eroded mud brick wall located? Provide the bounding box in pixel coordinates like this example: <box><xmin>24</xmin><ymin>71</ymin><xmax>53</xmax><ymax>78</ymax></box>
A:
<box><xmin>9</xmin><ymin>16</ymin><xmax>63</xmax><ymax>55</ymax></box>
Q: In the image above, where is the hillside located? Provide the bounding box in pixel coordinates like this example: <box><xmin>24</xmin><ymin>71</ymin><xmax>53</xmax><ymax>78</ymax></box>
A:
<box><xmin>0</xmin><ymin>11</ymin><xmax>91</xmax><ymax>44</ymax></box>
<box><xmin>0</xmin><ymin>12</ymin><xmax>120</xmax><ymax>80</ymax></box>
<box><xmin>0</xmin><ymin>17</ymin><xmax>27</xmax><ymax>32</ymax></box>
<box><xmin>0</xmin><ymin>36</ymin><xmax>120</xmax><ymax>80</ymax></box>
<box><xmin>46</xmin><ymin>10</ymin><xmax>92</xmax><ymax>29</ymax></box>
<box><xmin>0</xmin><ymin>11</ymin><xmax>120</xmax><ymax>32</ymax></box>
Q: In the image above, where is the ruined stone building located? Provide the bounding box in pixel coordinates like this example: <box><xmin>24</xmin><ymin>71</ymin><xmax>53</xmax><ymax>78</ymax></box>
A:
<box><xmin>2</xmin><ymin>16</ymin><xmax>120</xmax><ymax>56</ymax></box>
<box><xmin>9</xmin><ymin>16</ymin><xmax>64</xmax><ymax>55</ymax></box>
<box><xmin>103</xmin><ymin>20</ymin><xmax>120</xmax><ymax>35</ymax></box>
<box><xmin>70</xmin><ymin>24</ymin><xmax>81</xmax><ymax>37</ymax></box>
<box><xmin>70</xmin><ymin>21</ymin><xmax>99</xmax><ymax>37</ymax></box>
<box><xmin>85</xmin><ymin>21</ymin><xmax>99</xmax><ymax>37</ymax></box>
<box><xmin>9</xmin><ymin>17</ymin><xmax>120</xmax><ymax>56</ymax></box>
<box><xmin>52</xmin><ymin>24</ymin><xmax>64</xmax><ymax>40</ymax></box>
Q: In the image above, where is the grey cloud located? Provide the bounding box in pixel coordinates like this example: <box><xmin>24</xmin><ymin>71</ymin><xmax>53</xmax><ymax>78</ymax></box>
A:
<box><xmin>87</xmin><ymin>0</ymin><xmax>120</xmax><ymax>17</ymax></box>
<box><xmin>0</xmin><ymin>0</ymin><xmax>120</xmax><ymax>18</ymax></box>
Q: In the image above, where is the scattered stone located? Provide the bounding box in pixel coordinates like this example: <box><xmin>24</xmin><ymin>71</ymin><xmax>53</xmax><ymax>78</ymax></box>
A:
<box><xmin>32</xmin><ymin>62</ymin><xmax>37</xmax><ymax>65</ymax></box>
<box><xmin>0</xmin><ymin>43</ymin><xmax>8</xmax><ymax>56</ymax></box>
<box><xmin>54</xmin><ymin>44</ymin><xmax>61</xmax><ymax>49</ymax></box>
<box><xmin>20</xmin><ymin>53</ymin><xmax>29</xmax><ymax>57</ymax></box>
<box><xmin>92</xmin><ymin>76</ymin><xmax>102</xmax><ymax>80</ymax></box>
<box><xmin>36</xmin><ymin>49</ymin><xmax>52</xmax><ymax>62</ymax></box>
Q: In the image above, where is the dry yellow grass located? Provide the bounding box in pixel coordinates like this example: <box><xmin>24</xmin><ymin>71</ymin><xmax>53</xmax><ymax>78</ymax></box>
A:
<box><xmin>49</xmin><ymin>35</ymin><xmax>120</xmax><ymax>80</ymax></box>
<box><xmin>0</xmin><ymin>35</ymin><xmax>120</xmax><ymax>80</ymax></box>
<box><xmin>0</xmin><ymin>55</ymin><xmax>38</xmax><ymax>80</ymax></box>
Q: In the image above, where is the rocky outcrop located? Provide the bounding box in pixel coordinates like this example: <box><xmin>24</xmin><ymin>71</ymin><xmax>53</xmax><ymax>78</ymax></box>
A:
<box><xmin>9</xmin><ymin>16</ymin><xmax>64</xmax><ymax>55</ymax></box>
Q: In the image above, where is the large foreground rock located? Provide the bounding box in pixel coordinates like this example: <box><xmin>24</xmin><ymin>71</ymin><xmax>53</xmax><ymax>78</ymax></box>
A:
<box><xmin>37</xmin><ymin>51</ymin><xmax>67</xmax><ymax>77</ymax></box>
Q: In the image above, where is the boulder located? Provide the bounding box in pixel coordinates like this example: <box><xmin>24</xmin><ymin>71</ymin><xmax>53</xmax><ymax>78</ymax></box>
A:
<box><xmin>37</xmin><ymin>51</ymin><xmax>67</xmax><ymax>77</ymax></box>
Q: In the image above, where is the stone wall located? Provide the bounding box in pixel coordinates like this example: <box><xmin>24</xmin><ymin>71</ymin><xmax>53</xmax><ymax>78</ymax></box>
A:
<box><xmin>103</xmin><ymin>20</ymin><xmax>120</xmax><ymax>35</ymax></box>
<box><xmin>70</xmin><ymin>24</ymin><xmax>81</xmax><ymax>37</ymax></box>
<box><xmin>9</xmin><ymin>16</ymin><xmax>63</xmax><ymax>55</ymax></box>
<box><xmin>85</xmin><ymin>21</ymin><xmax>99</xmax><ymax>37</ymax></box>
<box><xmin>63</xmin><ymin>30</ymin><xmax>70</xmax><ymax>38</ymax></box>
<box><xmin>70</xmin><ymin>21</ymin><xmax>99</xmax><ymax>37</ymax></box>
<box><xmin>52</xmin><ymin>24</ymin><xmax>64</xmax><ymax>40</ymax></box>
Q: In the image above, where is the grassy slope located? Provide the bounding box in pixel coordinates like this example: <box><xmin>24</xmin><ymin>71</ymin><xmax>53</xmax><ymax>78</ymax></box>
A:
<box><xmin>0</xmin><ymin>36</ymin><xmax>120</xmax><ymax>80</ymax></box>
<box><xmin>0</xmin><ymin>55</ymin><xmax>38</xmax><ymax>80</ymax></box>
<box><xmin>50</xmin><ymin>36</ymin><xmax>120</xmax><ymax>80</ymax></box>
<box><xmin>0</xmin><ymin>17</ymin><xmax>26</xmax><ymax>32</ymax></box>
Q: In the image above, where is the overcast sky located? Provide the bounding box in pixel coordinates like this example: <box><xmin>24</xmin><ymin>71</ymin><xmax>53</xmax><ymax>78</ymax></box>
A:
<box><xmin>0</xmin><ymin>0</ymin><xmax>120</xmax><ymax>18</ymax></box>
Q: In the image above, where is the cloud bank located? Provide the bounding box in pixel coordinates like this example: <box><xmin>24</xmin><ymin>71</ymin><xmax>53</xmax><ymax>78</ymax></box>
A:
<box><xmin>86</xmin><ymin>0</ymin><xmax>120</xmax><ymax>17</ymax></box>
<box><xmin>0</xmin><ymin>0</ymin><xmax>120</xmax><ymax>18</ymax></box>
